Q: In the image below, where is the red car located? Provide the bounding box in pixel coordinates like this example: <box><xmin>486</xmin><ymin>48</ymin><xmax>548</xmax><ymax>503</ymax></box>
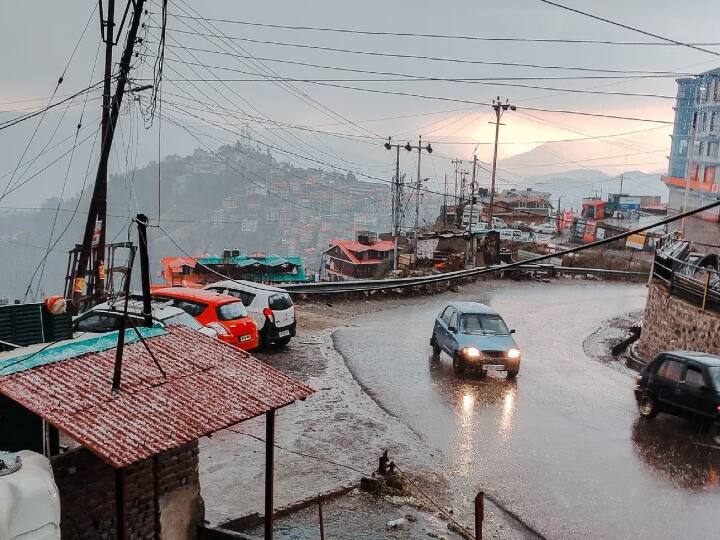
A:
<box><xmin>152</xmin><ymin>287</ymin><xmax>259</xmax><ymax>351</ymax></box>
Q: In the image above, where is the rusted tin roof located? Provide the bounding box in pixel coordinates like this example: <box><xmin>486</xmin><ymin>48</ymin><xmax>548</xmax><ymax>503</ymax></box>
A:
<box><xmin>0</xmin><ymin>326</ymin><xmax>313</xmax><ymax>468</ymax></box>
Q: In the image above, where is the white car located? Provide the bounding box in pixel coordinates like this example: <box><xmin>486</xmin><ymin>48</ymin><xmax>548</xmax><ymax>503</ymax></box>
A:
<box><xmin>530</xmin><ymin>223</ymin><xmax>557</xmax><ymax>235</ymax></box>
<box><xmin>73</xmin><ymin>299</ymin><xmax>218</xmax><ymax>338</ymax></box>
<box><xmin>205</xmin><ymin>280</ymin><xmax>296</xmax><ymax>348</ymax></box>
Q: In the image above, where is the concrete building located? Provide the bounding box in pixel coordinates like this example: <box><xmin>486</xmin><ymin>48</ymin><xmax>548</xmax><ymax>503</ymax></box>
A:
<box><xmin>320</xmin><ymin>231</ymin><xmax>394</xmax><ymax>281</ymax></box>
<box><xmin>664</xmin><ymin>68</ymin><xmax>720</xmax><ymax>243</ymax></box>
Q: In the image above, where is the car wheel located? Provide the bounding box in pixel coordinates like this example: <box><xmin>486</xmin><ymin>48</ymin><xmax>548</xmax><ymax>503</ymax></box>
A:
<box><xmin>275</xmin><ymin>337</ymin><xmax>291</xmax><ymax>347</ymax></box>
<box><xmin>638</xmin><ymin>392</ymin><xmax>658</xmax><ymax>419</ymax></box>
<box><xmin>506</xmin><ymin>369</ymin><xmax>519</xmax><ymax>380</ymax></box>
<box><xmin>431</xmin><ymin>337</ymin><xmax>441</xmax><ymax>356</ymax></box>
<box><xmin>453</xmin><ymin>354</ymin><xmax>465</xmax><ymax>375</ymax></box>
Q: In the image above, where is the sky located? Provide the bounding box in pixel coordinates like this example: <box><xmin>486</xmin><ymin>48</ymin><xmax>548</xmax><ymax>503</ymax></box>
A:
<box><xmin>2</xmin><ymin>0</ymin><xmax>720</xmax><ymax>208</ymax></box>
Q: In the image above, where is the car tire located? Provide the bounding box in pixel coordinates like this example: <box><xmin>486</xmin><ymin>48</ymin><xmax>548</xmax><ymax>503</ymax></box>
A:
<box><xmin>431</xmin><ymin>337</ymin><xmax>441</xmax><ymax>356</ymax></box>
<box><xmin>506</xmin><ymin>369</ymin><xmax>519</xmax><ymax>380</ymax></box>
<box><xmin>275</xmin><ymin>337</ymin><xmax>291</xmax><ymax>347</ymax></box>
<box><xmin>638</xmin><ymin>392</ymin><xmax>658</xmax><ymax>419</ymax></box>
<box><xmin>453</xmin><ymin>354</ymin><xmax>465</xmax><ymax>375</ymax></box>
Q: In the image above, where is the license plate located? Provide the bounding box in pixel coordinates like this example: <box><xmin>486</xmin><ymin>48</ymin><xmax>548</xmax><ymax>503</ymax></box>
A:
<box><xmin>240</xmin><ymin>334</ymin><xmax>252</xmax><ymax>342</ymax></box>
<box><xmin>278</xmin><ymin>330</ymin><xmax>290</xmax><ymax>337</ymax></box>
<box><xmin>483</xmin><ymin>364</ymin><xmax>505</xmax><ymax>371</ymax></box>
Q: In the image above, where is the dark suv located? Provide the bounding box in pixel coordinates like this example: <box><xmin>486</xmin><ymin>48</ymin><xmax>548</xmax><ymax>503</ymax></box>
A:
<box><xmin>635</xmin><ymin>351</ymin><xmax>720</xmax><ymax>443</ymax></box>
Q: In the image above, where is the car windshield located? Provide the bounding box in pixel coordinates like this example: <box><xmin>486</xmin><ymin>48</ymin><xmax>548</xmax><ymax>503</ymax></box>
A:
<box><xmin>708</xmin><ymin>367</ymin><xmax>720</xmax><ymax>390</ymax></box>
<box><xmin>216</xmin><ymin>301</ymin><xmax>248</xmax><ymax>321</ymax></box>
<box><xmin>459</xmin><ymin>313</ymin><xmax>510</xmax><ymax>335</ymax></box>
<box><xmin>164</xmin><ymin>312</ymin><xmax>202</xmax><ymax>330</ymax></box>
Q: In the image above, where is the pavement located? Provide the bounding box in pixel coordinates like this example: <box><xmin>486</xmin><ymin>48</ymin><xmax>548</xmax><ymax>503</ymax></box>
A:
<box><xmin>334</xmin><ymin>280</ymin><xmax>720</xmax><ymax>539</ymax></box>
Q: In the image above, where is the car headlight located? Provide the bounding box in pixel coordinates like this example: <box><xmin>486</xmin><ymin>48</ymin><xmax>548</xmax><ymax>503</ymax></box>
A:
<box><xmin>507</xmin><ymin>348</ymin><xmax>521</xmax><ymax>359</ymax></box>
<box><xmin>463</xmin><ymin>347</ymin><xmax>481</xmax><ymax>358</ymax></box>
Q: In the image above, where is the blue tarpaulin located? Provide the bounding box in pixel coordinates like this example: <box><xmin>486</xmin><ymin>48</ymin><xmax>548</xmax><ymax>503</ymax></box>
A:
<box><xmin>0</xmin><ymin>326</ymin><xmax>167</xmax><ymax>377</ymax></box>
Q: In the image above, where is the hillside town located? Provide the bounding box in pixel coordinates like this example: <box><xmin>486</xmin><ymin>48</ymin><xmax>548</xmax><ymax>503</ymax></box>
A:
<box><xmin>1</xmin><ymin>2</ymin><xmax>720</xmax><ymax>540</ymax></box>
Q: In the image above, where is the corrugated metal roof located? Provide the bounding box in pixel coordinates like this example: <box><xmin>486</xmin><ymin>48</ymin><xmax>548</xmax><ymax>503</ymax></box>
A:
<box><xmin>0</xmin><ymin>326</ymin><xmax>313</xmax><ymax>468</ymax></box>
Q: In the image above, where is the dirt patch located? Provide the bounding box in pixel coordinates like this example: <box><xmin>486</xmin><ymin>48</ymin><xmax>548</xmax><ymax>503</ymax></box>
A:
<box><xmin>583</xmin><ymin>310</ymin><xmax>643</xmax><ymax>374</ymax></box>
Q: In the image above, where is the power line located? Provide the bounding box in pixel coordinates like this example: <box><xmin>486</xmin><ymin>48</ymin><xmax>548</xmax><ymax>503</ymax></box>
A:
<box><xmin>154</xmin><ymin>27</ymin><xmax>694</xmax><ymax>76</ymax></box>
<box><xmin>152</xmin><ymin>44</ymin><xmax>686</xmax><ymax>82</ymax></box>
<box><xmin>161</xmin><ymin>15</ymin><xmax>720</xmax><ymax>48</ymax></box>
<box><xmin>536</xmin><ymin>0</ymin><xmax>720</xmax><ymax>58</ymax></box>
<box><xmin>274</xmin><ymin>81</ymin><xmax>675</xmax><ymax>125</ymax></box>
<box><xmin>155</xmin><ymin>57</ymin><xmax>677</xmax><ymax>100</ymax></box>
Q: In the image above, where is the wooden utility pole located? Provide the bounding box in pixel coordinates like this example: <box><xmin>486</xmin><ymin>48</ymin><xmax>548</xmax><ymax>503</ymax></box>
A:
<box><xmin>73</xmin><ymin>0</ymin><xmax>146</xmax><ymax>309</ymax></box>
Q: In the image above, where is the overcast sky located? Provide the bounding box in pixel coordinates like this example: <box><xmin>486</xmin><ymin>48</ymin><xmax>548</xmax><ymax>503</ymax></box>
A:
<box><xmin>2</xmin><ymin>0</ymin><xmax>720</xmax><ymax>206</ymax></box>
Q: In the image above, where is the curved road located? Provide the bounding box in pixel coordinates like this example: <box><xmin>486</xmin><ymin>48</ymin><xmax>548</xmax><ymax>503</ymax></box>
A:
<box><xmin>334</xmin><ymin>281</ymin><xmax>720</xmax><ymax>539</ymax></box>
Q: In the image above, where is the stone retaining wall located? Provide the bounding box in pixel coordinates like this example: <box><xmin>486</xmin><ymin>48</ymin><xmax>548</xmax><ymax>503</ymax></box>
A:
<box><xmin>636</xmin><ymin>281</ymin><xmax>720</xmax><ymax>360</ymax></box>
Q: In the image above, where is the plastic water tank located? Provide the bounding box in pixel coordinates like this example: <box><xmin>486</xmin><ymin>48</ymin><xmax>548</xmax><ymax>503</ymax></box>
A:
<box><xmin>0</xmin><ymin>450</ymin><xmax>61</xmax><ymax>540</ymax></box>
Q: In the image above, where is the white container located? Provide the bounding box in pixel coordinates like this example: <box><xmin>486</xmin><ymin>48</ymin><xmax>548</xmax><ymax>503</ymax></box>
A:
<box><xmin>0</xmin><ymin>450</ymin><xmax>61</xmax><ymax>540</ymax></box>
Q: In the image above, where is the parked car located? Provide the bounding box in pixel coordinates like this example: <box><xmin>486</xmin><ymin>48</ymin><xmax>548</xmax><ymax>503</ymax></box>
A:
<box><xmin>204</xmin><ymin>280</ymin><xmax>296</xmax><ymax>348</ymax></box>
<box><xmin>530</xmin><ymin>223</ymin><xmax>556</xmax><ymax>235</ymax></box>
<box><xmin>635</xmin><ymin>351</ymin><xmax>720</xmax><ymax>444</ymax></box>
<box><xmin>73</xmin><ymin>298</ymin><xmax>219</xmax><ymax>339</ymax></box>
<box><xmin>151</xmin><ymin>287</ymin><xmax>259</xmax><ymax>351</ymax></box>
<box><xmin>430</xmin><ymin>301</ymin><xmax>521</xmax><ymax>378</ymax></box>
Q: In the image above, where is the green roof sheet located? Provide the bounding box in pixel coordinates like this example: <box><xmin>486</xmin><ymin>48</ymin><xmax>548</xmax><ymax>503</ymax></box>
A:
<box><xmin>0</xmin><ymin>326</ymin><xmax>167</xmax><ymax>377</ymax></box>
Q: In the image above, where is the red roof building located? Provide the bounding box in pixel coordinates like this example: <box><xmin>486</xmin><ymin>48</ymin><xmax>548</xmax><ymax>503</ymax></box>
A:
<box><xmin>320</xmin><ymin>232</ymin><xmax>394</xmax><ymax>281</ymax></box>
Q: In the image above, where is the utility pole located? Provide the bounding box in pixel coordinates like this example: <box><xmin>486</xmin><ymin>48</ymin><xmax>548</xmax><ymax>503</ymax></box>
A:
<box><xmin>73</xmin><ymin>0</ymin><xmax>146</xmax><ymax>310</ymax></box>
<box><xmin>414</xmin><ymin>136</ymin><xmax>423</xmax><ymax>248</ymax></box>
<box><xmin>465</xmin><ymin>155</ymin><xmax>478</xmax><ymax>268</ymax></box>
<box><xmin>384</xmin><ymin>137</ymin><xmax>406</xmax><ymax>270</ymax></box>
<box><xmin>488</xmin><ymin>97</ymin><xmax>515</xmax><ymax>228</ymax></box>
<box><xmin>443</xmin><ymin>173</ymin><xmax>448</xmax><ymax>227</ymax></box>
<box><xmin>451</xmin><ymin>158</ymin><xmax>463</xmax><ymax>227</ymax></box>
<box><xmin>556</xmin><ymin>195</ymin><xmax>564</xmax><ymax>235</ymax></box>
<box><xmin>682</xmin><ymin>108</ymin><xmax>699</xmax><ymax>237</ymax></box>
<box><xmin>387</xmin><ymin>137</ymin><xmax>432</xmax><ymax>260</ymax></box>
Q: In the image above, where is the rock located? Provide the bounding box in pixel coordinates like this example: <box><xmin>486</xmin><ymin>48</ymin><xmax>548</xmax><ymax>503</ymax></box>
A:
<box><xmin>360</xmin><ymin>477</ymin><xmax>380</xmax><ymax>493</ymax></box>
<box><xmin>387</xmin><ymin>517</ymin><xmax>406</xmax><ymax>529</ymax></box>
<box><xmin>405</xmin><ymin>513</ymin><xmax>417</xmax><ymax>522</ymax></box>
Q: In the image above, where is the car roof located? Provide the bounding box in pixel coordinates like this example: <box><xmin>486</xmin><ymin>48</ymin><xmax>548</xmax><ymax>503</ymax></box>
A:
<box><xmin>446</xmin><ymin>301</ymin><xmax>499</xmax><ymax>315</ymax></box>
<box><xmin>207</xmin><ymin>279</ymin><xmax>288</xmax><ymax>294</ymax></box>
<box><xmin>86</xmin><ymin>299</ymin><xmax>185</xmax><ymax>320</ymax></box>
<box><xmin>662</xmin><ymin>351</ymin><xmax>720</xmax><ymax>366</ymax></box>
<box><xmin>152</xmin><ymin>286</ymin><xmax>239</xmax><ymax>304</ymax></box>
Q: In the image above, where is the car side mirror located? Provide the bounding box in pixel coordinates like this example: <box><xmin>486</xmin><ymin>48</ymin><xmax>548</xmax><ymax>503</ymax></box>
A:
<box><xmin>510</xmin><ymin>329</ymin><xmax>516</xmax><ymax>334</ymax></box>
<box><xmin>448</xmin><ymin>325</ymin><xmax>457</xmax><ymax>333</ymax></box>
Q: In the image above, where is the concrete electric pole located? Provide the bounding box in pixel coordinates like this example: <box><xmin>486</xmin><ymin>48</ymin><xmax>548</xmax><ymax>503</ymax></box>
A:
<box><xmin>488</xmin><ymin>97</ymin><xmax>515</xmax><ymax>228</ymax></box>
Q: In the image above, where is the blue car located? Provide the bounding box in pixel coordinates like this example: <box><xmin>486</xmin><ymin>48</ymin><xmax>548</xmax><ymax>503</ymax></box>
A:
<box><xmin>430</xmin><ymin>301</ymin><xmax>521</xmax><ymax>378</ymax></box>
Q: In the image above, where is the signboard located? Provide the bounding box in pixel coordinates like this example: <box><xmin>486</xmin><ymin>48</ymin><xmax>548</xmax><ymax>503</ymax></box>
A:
<box><xmin>595</xmin><ymin>227</ymin><xmax>606</xmax><ymax>240</ymax></box>
<box><xmin>626</xmin><ymin>233</ymin><xmax>647</xmax><ymax>250</ymax></box>
<box><xmin>583</xmin><ymin>220</ymin><xmax>597</xmax><ymax>243</ymax></box>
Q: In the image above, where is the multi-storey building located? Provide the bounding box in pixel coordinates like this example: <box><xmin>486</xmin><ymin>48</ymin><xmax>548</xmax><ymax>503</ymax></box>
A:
<box><xmin>664</xmin><ymin>68</ymin><xmax>720</xmax><ymax>243</ymax></box>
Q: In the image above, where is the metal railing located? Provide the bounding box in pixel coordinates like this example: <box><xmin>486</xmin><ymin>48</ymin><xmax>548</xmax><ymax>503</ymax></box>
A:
<box><xmin>652</xmin><ymin>257</ymin><xmax>720</xmax><ymax>312</ymax></box>
<box><xmin>283</xmin><ymin>264</ymin><xmax>647</xmax><ymax>295</ymax></box>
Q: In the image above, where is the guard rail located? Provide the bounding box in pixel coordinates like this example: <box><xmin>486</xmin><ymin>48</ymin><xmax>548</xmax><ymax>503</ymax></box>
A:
<box><xmin>283</xmin><ymin>264</ymin><xmax>647</xmax><ymax>295</ymax></box>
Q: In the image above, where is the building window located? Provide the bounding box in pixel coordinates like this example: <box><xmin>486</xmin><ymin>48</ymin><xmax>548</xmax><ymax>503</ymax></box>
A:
<box><xmin>705</xmin><ymin>166</ymin><xmax>716</xmax><ymax>183</ymax></box>
<box><xmin>710</xmin><ymin>142</ymin><xmax>720</xmax><ymax>159</ymax></box>
<box><xmin>690</xmin><ymin>164</ymin><xmax>699</xmax><ymax>182</ymax></box>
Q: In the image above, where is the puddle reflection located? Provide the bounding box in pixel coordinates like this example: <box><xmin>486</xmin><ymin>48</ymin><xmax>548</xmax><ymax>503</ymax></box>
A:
<box><xmin>632</xmin><ymin>418</ymin><xmax>720</xmax><ymax>492</ymax></box>
<box><xmin>428</xmin><ymin>354</ymin><xmax>519</xmax><ymax>474</ymax></box>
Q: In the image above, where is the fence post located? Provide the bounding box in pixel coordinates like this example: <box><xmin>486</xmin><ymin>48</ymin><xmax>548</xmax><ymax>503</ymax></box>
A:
<box><xmin>702</xmin><ymin>272</ymin><xmax>711</xmax><ymax>311</ymax></box>
<box><xmin>318</xmin><ymin>494</ymin><xmax>325</xmax><ymax>540</ymax></box>
<box><xmin>474</xmin><ymin>491</ymin><xmax>484</xmax><ymax>540</ymax></box>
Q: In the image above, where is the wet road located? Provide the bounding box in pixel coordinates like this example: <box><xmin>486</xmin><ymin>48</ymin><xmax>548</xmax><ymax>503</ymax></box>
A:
<box><xmin>334</xmin><ymin>282</ymin><xmax>720</xmax><ymax>539</ymax></box>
